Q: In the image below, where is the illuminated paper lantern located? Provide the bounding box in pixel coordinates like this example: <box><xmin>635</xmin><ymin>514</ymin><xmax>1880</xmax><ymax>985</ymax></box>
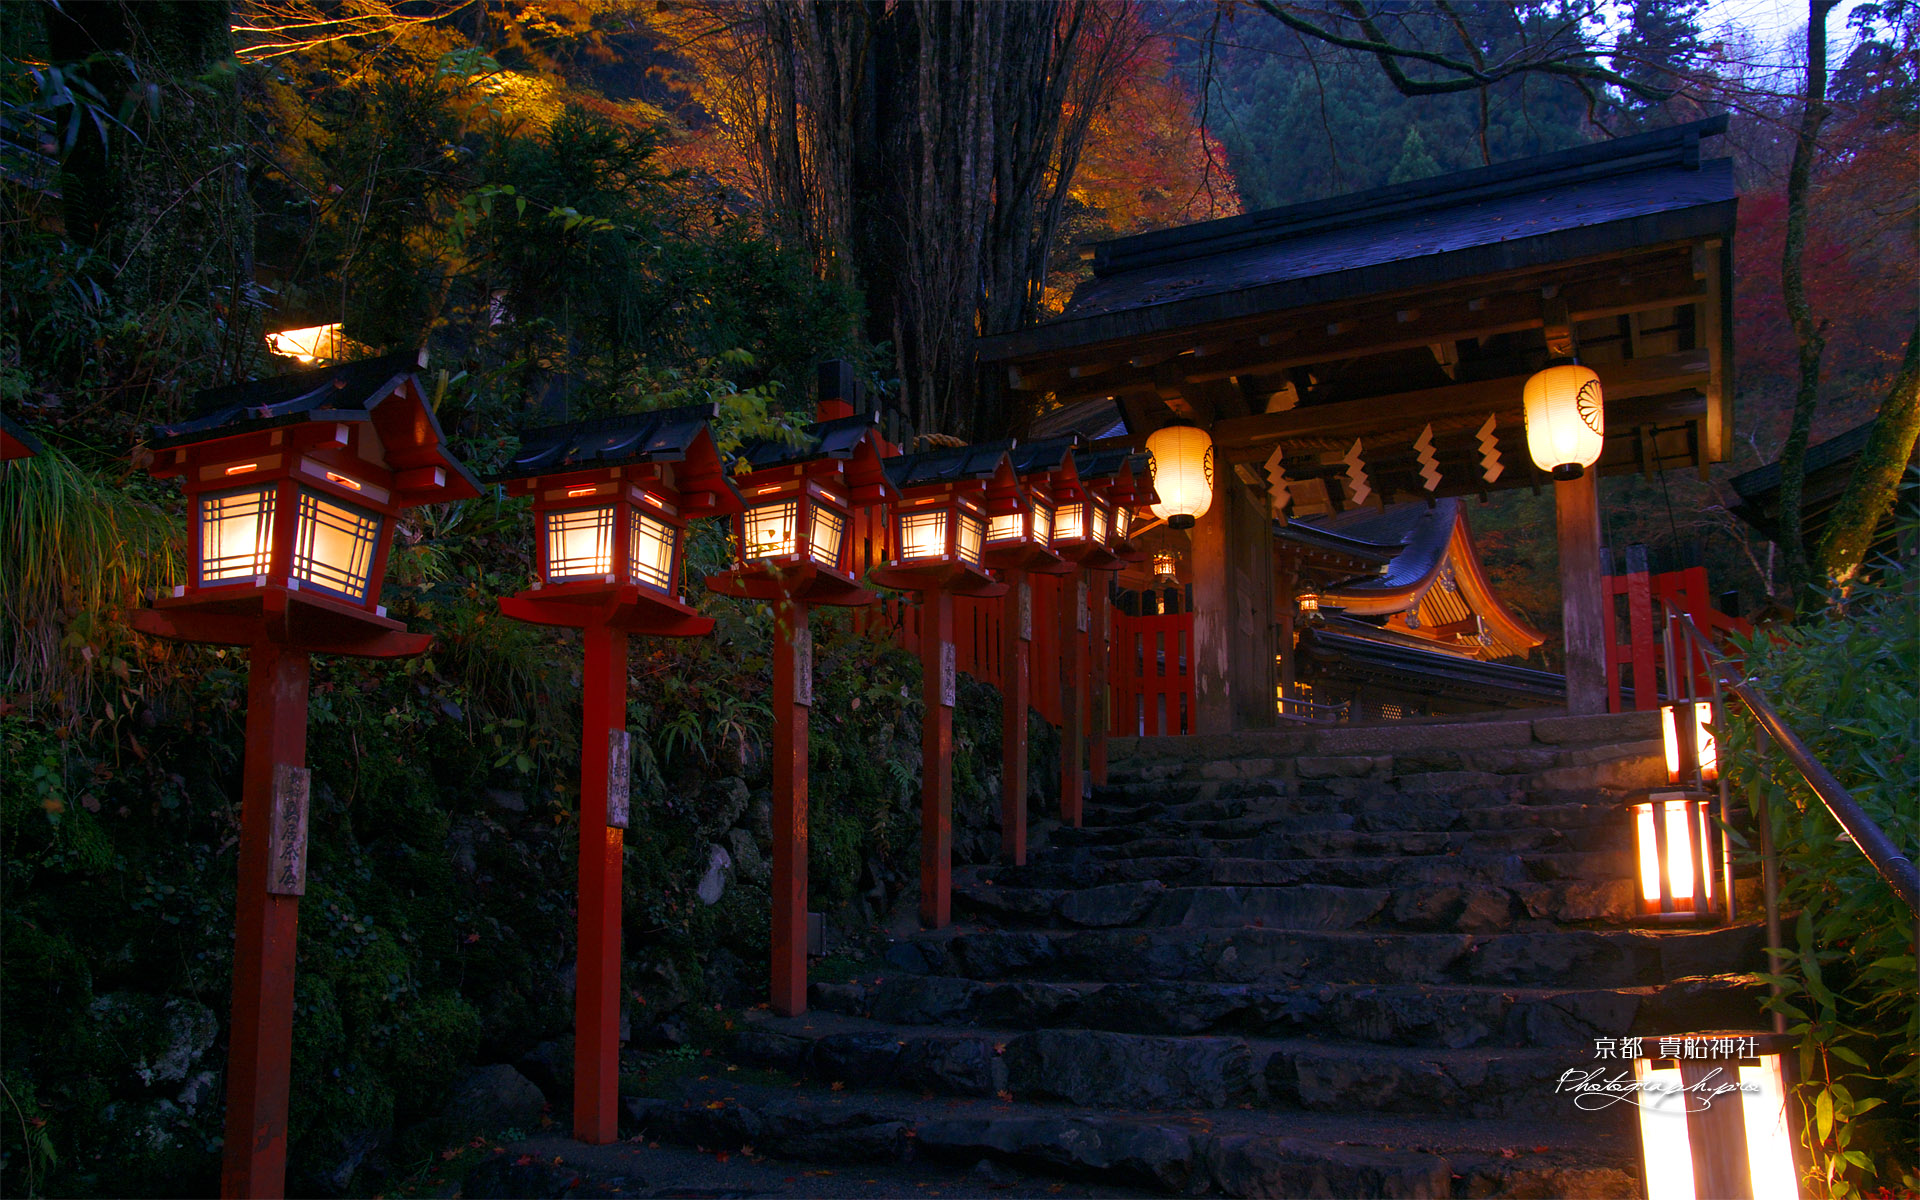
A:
<box><xmin>1523</xmin><ymin>364</ymin><xmax>1605</xmax><ymax>479</ymax></box>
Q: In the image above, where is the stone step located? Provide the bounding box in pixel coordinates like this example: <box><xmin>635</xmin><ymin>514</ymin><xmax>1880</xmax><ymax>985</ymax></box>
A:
<box><xmin>813</xmin><ymin>971</ymin><xmax>1766</xmax><ymax>1050</ymax></box>
<box><xmin>726</xmin><ymin>1010</ymin><xmax>1648</xmax><ymax>1124</ymax></box>
<box><xmin>886</xmin><ymin>921</ymin><xmax>1767</xmax><ymax>990</ymax></box>
<box><xmin>1051</xmin><ymin>823</ymin><xmax>1628</xmax><ymax>862</ymax></box>
<box><xmin>1071</xmin><ymin>801</ymin><xmax>1627</xmax><ymax>845</ymax></box>
<box><xmin>957</xmin><ymin>875</ymin><xmax>1643</xmax><ymax>931</ymax></box>
<box><xmin>624</xmin><ymin>1074</ymin><xmax>1645</xmax><ymax>1197</ymax></box>
<box><xmin>967</xmin><ymin>850</ymin><xmax>1634</xmax><ymax>893</ymax></box>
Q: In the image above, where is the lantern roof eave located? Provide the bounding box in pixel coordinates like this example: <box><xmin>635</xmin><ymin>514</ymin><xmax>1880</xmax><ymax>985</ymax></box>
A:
<box><xmin>881</xmin><ymin>440</ymin><xmax>1016</xmax><ymax>490</ymax></box>
<box><xmin>492</xmin><ymin>402</ymin><xmax>723</xmax><ymax>480</ymax></box>
<box><xmin>2</xmin><ymin>411</ymin><xmax>46</xmax><ymax>460</ymax></box>
<box><xmin>152</xmin><ymin>350</ymin><xmax>481</xmax><ymax>503</ymax></box>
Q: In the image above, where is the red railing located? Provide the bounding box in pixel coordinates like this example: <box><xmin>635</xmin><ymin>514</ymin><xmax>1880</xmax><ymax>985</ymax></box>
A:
<box><xmin>1604</xmin><ymin>556</ymin><xmax>1750</xmax><ymax>713</ymax></box>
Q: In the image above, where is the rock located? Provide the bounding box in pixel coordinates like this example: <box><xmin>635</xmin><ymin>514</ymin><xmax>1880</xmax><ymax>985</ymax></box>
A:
<box><xmin>175</xmin><ymin>1069</ymin><xmax>219</xmax><ymax>1113</ymax></box>
<box><xmin>868</xmin><ymin>975</ymin><xmax>985</xmax><ymax>1024</ymax></box>
<box><xmin>808</xmin><ymin>980</ymin><xmax>869</xmax><ymax>1016</ymax></box>
<box><xmin>1458</xmin><ymin>886</ymin><xmax>1517</xmax><ymax>933</ymax></box>
<box><xmin>812</xmin><ymin>1032</ymin><xmax>902</xmax><ymax>1086</ymax></box>
<box><xmin>88</xmin><ymin>993</ymin><xmax>219</xmax><ymax>1088</ymax></box>
<box><xmin>633</xmin><ymin>957</ymin><xmax>691</xmax><ymax>1013</ymax></box>
<box><xmin>917</xmin><ymin>1115</ymin><xmax>1196</xmax><ymax>1191</ymax></box>
<box><xmin>696</xmin><ymin>843</ymin><xmax>733</xmax><ymax>905</ymax></box>
<box><xmin>725</xmin><ymin>827</ymin><xmax>766</xmax><ymax>884</ymax></box>
<box><xmin>302</xmin><ymin>1126</ymin><xmax>385</xmax><ymax>1197</ymax></box>
<box><xmin>1206</xmin><ymin>1133</ymin><xmax>1451</xmax><ymax>1198</ymax></box>
<box><xmin>463</xmin><ymin>1156</ymin><xmax>639</xmax><ymax>1199</ymax></box>
<box><xmin>750</xmin><ymin>796</ymin><xmax>773</xmax><ymax>843</ymax></box>
<box><xmin>894</xmin><ymin>1034</ymin><xmax>1003</xmax><ymax>1096</ymax></box>
<box><xmin>730</xmin><ymin>1029</ymin><xmax>812</xmax><ymax>1074</ymax></box>
<box><xmin>485</xmin><ymin>788</ymin><xmax>526</xmax><ymax>813</ymax></box>
<box><xmin>706</xmin><ymin>947</ymin><xmax>751</xmax><ymax>1007</ymax></box>
<box><xmin>100</xmin><ymin>1098</ymin><xmax>184</xmax><ymax>1154</ymax></box>
<box><xmin>1004</xmin><ymin>1029</ymin><xmax>1256</xmax><ymax>1108</ymax></box>
<box><xmin>1392</xmin><ymin>886</ymin><xmax>1464</xmax><ymax>929</ymax></box>
<box><xmin>1058</xmin><ymin>881</ymin><xmax>1164</xmax><ymax>927</ymax></box>
<box><xmin>770</xmin><ymin>1121</ymin><xmax>910</xmax><ymax>1163</ymax></box>
<box><xmin>704</xmin><ymin>777</ymin><xmax>751</xmax><ymax>837</ymax></box>
<box><xmin>442</xmin><ymin>1064</ymin><xmax>547</xmax><ymax>1137</ymax></box>
<box><xmin>517</xmin><ymin>1038</ymin><xmax>573</xmax><ymax>1104</ymax></box>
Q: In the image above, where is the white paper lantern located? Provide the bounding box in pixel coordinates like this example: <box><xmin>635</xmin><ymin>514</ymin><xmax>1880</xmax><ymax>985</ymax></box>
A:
<box><xmin>1147</xmin><ymin>423</ymin><xmax>1214</xmax><ymax>529</ymax></box>
<box><xmin>1523</xmin><ymin>364</ymin><xmax>1605</xmax><ymax>479</ymax></box>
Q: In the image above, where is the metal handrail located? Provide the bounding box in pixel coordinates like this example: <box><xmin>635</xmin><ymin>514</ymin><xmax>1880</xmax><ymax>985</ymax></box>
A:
<box><xmin>1663</xmin><ymin>603</ymin><xmax>1920</xmax><ymax>919</ymax></box>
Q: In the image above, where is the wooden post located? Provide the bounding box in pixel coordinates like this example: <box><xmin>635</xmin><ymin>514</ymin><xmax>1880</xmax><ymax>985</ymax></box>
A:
<box><xmin>1275</xmin><ymin>561</ymin><xmax>1297</xmax><ymax>706</ymax></box>
<box><xmin>1556</xmin><ymin>469</ymin><xmax>1607</xmax><ymax>713</ymax></box>
<box><xmin>221</xmin><ymin>641</ymin><xmax>310</xmax><ymax>1200</ymax></box>
<box><xmin>1000</xmin><ymin>572</ymin><xmax>1030</xmax><ymax>865</ymax></box>
<box><xmin>1089</xmin><ymin>570</ymin><xmax>1112</xmax><ymax>787</ymax></box>
<box><xmin>1057</xmin><ymin>566</ymin><xmax>1086</xmax><ymax>826</ymax></box>
<box><xmin>573</xmin><ymin>621</ymin><xmax>628</xmax><ymax>1144</ymax></box>
<box><xmin>769</xmin><ymin>601</ymin><xmax>810</xmax><ymax>1016</ymax></box>
<box><xmin>1191</xmin><ymin>484</ymin><xmax>1233</xmax><ymax>734</ymax></box>
<box><xmin>920</xmin><ymin>589</ymin><xmax>955</xmax><ymax>927</ymax></box>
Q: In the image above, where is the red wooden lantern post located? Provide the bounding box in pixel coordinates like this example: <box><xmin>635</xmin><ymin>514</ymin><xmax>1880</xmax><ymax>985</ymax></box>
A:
<box><xmin>994</xmin><ymin>444</ymin><xmax>1070</xmax><ymax>864</ymax></box>
<box><xmin>130</xmin><ymin>352</ymin><xmax>478</xmax><ymax>1198</ymax></box>
<box><xmin>870</xmin><ymin>445</ymin><xmax>1014</xmax><ymax>926</ymax></box>
<box><xmin>1072</xmin><ymin>449</ymin><xmax>1158</xmax><ymax>788</ymax></box>
<box><xmin>1046</xmin><ymin>446</ymin><xmax>1123</xmax><ymax>827</ymax></box>
<box><xmin>706</xmin><ymin>415</ymin><xmax>894</xmax><ymax>1015</ymax></box>
<box><xmin>492</xmin><ymin>407</ymin><xmax>739</xmax><ymax>1145</ymax></box>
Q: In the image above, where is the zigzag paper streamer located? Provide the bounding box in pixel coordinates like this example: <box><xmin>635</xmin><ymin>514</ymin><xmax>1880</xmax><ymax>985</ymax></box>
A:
<box><xmin>1414</xmin><ymin>424</ymin><xmax>1441</xmax><ymax>493</ymax></box>
<box><xmin>1263</xmin><ymin>442</ymin><xmax>1291</xmax><ymax>517</ymax></box>
<box><xmin>1343</xmin><ymin>439</ymin><xmax>1371</xmax><ymax>508</ymax></box>
<box><xmin>1476</xmin><ymin>414</ymin><xmax>1504</xmax><ymax>484</ymax></box>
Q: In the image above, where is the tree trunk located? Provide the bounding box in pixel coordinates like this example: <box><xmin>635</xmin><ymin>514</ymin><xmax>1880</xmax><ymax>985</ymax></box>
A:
<box><xmin>1815</xmin><ymin>321</ymin><xmax>1920</xmax><ymax>585</ymax></box>
<box><xmin>1775</xmin><ymin>0</ymin><xmax>1839</xmax><ymax>608</ymax></box>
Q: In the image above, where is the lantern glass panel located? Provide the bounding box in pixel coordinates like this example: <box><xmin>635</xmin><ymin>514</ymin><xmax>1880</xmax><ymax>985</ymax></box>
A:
<box><xmin>629</xmin><ymin>509</ymin><xmax>676</xmax><ymax>592</ymax></box>
<box><xmin>545</xmin><ymin>505</ymin><xmax>617</xmax><ymax>580</ymax></box>
<box><xmin>1090</xmin><ymin>503</ymin><xmax>1110</xmax><ymax>546</ymax></box>
<box><xmin>1663</xmin><ymin>702</ymin><xmax>1717</xmax><ymax>782</ymax></box>
<box><xmin>744</xmin><ymin>500</ymin><xmax>799</xmax><ymax>561</ymax></box>
<box><xmin>1056</xmin><ymin>502</ymin><xmax>1084</xmax><ymax>542</ymax></box>
<box><xmin>987</xmin><ymin>511</ymin><xmax>1024</xmax><ymax>543</ymax></box>
<box><xmin>1630</xmin><ymin>1059</ymin><xmax>1697</xmax><ymax>1200</ymax></box>
<box><xmin>957</xmin><ymin>513</ymin><xmax>985</xmax><ymax>567</ymax></box>
<box><xmin>808</xmin><ymin>504</ymin><xmax>847</xmax><ymax>570</ymax></box>
<box><xmin>1737</xmin><ymin>1058</ymin><xmax>1797</xmax><ymax>1199</ymax></box>
<box><xmin>899</xmin><ymin>509</ymin><xmax>949</xmax><ymax>560</ymax></box>
<box><xmin>1632</xmin><ymin>796</ymin><xmax>1713</xmax><ymax>907</ymax></box>
<box><xmin>1114</xmin><ymin>506</ymin><xmax>1132</xmax><ymax>543</ymax></box>
<box><xmin>199</xmin><ymin>485</ymin><xmax>276</xmax><ymax>584</ymax></box>
<box><xmin>293</xmin><ymin>488</ymin><xmax>382</xmax><ymax>602</ymax></box>
<box><xmin>1033</xmin><ymin>500</ymin><xmax>1054</xmax><ymax>546</ymax></box>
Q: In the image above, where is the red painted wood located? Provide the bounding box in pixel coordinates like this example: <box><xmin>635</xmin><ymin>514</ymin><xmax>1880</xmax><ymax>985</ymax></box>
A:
<box><xmin>1604</xmin><ymin>565</ymin><xmax>1752</xmax><ymax>712</ymax></box>
<box><xmin>573</xmin><ymin>622</ymin><xmax>628</xmax><ymax>1144</ymax></box>
<box><xmin>1000</xmin><ymin>573</ymin><xmax>1029</xmax><ymax>865</ymax></box>
<box><xmin>1111</xmin><ymin>611</ymin><xmax>1195</xmax><ymax>737</ymax></box>
<box><xmin>1030</xmin><ymin>574</ymin><xmax>1062</xmax><ymax>727</ymax></box>
<box><xmin>221</xmin><ymin>641</ymin><xmax>309</xmax><ymax>1200</ymax></box>
<box><xmin>1058</xmin><ymin>567</ymin><xmax>1085</xmax><ymax>827</ymax></box>
<box><xmin>1089</xmin><ymin>571</ymin><xmax>1112</xmax><ymax>787</ymax></box>
<box><xmin>920</xmin><ymin>589</ymin><xmax>954</xmax><ymax>928</ymax></box>
<box><xmin>769</xmin><ymin>601</ymin><xmax>810</xmax><ymax>1016</ymax></box>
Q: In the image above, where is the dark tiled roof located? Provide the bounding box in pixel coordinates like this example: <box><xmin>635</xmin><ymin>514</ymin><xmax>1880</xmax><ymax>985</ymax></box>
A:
<box><xmin>739</xmin><ymin>412</ymin><xmax>880</xmax><ymax>470</ymax></box>
<box><xmin>1273</xmin><ymin>520</ymin><xmax>1398</xmax><ymax>564</ymax></box>
<box><xmin>2</xmin><ymin>411</ymin><xmax>46</xmax><ymax>457</ymax></box>
<box><xmin>1299</xmin><ymin>625</ymin><xmax>1566</xmax><ymax>704</ymax></box>
<box><xmin>492</xmin><ymin>404</ymin><xmax>719</xmax><ymax>482</ymax></box>
<box><xmin>1304</xmin><ymin>499</ymin><xmax>1460</xmax><ymax>592</ymax></box>
<box><xmin>1728</xmin><ymin>420</ymin><xmax>1887</xmax><ymax>500</ymax></box>
<box><xmin>981</xmin><ymin>117</ymin><xmax>1735</xmax><ymax>361</ymax></box>
<box><xmin>882</xmin><ymin>441</ymin><xmax>1014</xmax><ymax>489</ymax></box>
<box><xmin>153</xmin><ymin>350</ymin><xmax>428</xmax><ymax>446</ymax></box>
<box><xmin>1029</xmin><ymin>397</ymin><xmax>1128</xmax><ymax>440</ymax></box>
<box><xmin>1009</xmin><ymin>436</ymin><xmax>1079</xmax><ymax>476</ymax></box>
<box><xmin>1073</xmin><ymin>444</ymin><xmax>1150</xmax><ymax>483</ymax></box>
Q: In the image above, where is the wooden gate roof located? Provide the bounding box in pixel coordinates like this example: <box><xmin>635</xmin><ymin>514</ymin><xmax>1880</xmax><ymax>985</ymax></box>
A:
<box><xmin>983</xmin><ymin>117</ymin><xmax>1737</xmax><ymax>513</ymax></box>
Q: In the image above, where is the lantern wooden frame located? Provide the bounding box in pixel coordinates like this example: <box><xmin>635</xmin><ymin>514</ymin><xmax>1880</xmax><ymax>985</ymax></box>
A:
<box><xmin>707</xmin><ymin>414</ymin><xmax>893</xmax><ymax>609</ymax></box>
<box><xmin>138</xmin><ymin>353</ymin><xmax>476</xmax><ymax>655</ymax></box>
<box><xmin>1627</xmin><ymin>787</ymin><xmax>1723</xmax><ymax>923</ymax></box>
<box><xmin>2</xmin><ymin>411</ymin><xmax>45</xmax><ymax>461</ymax></box>
<box><xmin>495</xmin><ymin>406</ymin><xmax>737</xmax><ymax>638</ymax></box>
<box><xmin>1629</xmin><ymin>1031</ymin><xmax>1800</xmax><ymax>1200</ymax></box>
<box><xmin>870</xmin><ymin>443</ymin><xmax>1015</xmax><ymax>597</ymax></box>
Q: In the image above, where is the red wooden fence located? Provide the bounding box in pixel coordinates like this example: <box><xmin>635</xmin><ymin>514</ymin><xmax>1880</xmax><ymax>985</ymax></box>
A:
<box><xmin>1110</xmin><ymin>612</ymin><xmax>1194</xmax><ymax>736</ymax></box>
<box><xmin>1605</xmin><ymin>561</ymin><xmax>1750</xmax><ymax>713</ymax></box>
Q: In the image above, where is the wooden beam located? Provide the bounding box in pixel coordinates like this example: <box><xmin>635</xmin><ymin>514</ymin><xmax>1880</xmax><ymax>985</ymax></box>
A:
<box><xmin>1213</xmin><ymin>352</ymin><xmax>1708</xmax><ymax>460</ymax></box>
<box><xmin>1006</xmin><ymin>249</ymin><xmax>1702</xmax><ymax>397</ymax></box>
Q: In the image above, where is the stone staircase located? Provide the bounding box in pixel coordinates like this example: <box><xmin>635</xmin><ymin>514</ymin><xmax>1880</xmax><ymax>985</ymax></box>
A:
<box><xmin>627</xmin><ymin>710</ymin><xmax>1769</xmax><ymax>1197</ymax></box>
